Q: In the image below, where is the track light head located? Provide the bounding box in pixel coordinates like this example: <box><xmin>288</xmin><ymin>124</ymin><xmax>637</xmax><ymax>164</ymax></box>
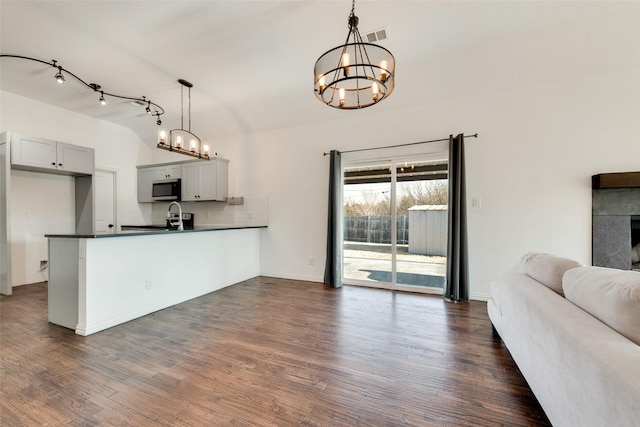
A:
<box><xmin>156</xmin><ymin>114</ymin><xmax>162</xmax><ymax>126</ymax></box>
<box><xmin>146</xmin><ymin>101</ymin><xmax>151</xmax><ymax>114</ymax></box>
<box><xmin>54</xmin><ymin>67</ymin><xmax>65</xmax><ymax>84</ymax></box>
<box><xmin>99</xmin><ymin>91</ymin><xmax>106</xmax><ymax>106</ymax></box>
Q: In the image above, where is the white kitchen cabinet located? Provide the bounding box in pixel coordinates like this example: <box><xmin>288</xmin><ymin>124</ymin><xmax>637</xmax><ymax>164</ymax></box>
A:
<box><xmin>137</xmin><ymin>164</ymin><xmax>182</xmax><ymax>202</ymax></box>
<box><xmin>156</xmin><ymin>164</ymin><xmax>181</xmax><ymax>180</ymax></box>
<box><xmin>181</xmin><ymin>159</ymin><xmax>228</xmax><ymax>201</ymax></box>
<box><xmin>57</xmin><ymin>142</ymin><xmax>94</xmax><ymax>175</ymax></box>
<box><xmin>137</xmin><ymin>167</ymin><xmax>158</xmax><ymax>203</ymax></box>
<box><xmin>10</xmin><ymin>134</ymin><xmax>94</xmax><ymax>176</ymax></box>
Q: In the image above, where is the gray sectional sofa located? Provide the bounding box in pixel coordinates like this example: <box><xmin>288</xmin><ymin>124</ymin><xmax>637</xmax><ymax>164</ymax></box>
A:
<box><xmin>487</xmin><ymin>253</ymin><xmax>640</xmax><ymax>427</ymax></box>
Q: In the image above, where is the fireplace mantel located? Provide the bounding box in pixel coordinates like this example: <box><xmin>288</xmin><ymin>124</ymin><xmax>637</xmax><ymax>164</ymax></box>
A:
<box><xmin>592</xmin><ymin>174</ymin><xmax>640</xmax><ymax>270</ymax></box>
<box><xmin>592</xmin><ymin>172</ymin><xmax>640</xmax><ymax>189</ymax></box>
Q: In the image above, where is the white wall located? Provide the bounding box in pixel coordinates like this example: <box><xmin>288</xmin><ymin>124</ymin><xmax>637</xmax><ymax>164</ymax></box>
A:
<box><xmin>2</xmin><ymin>2</ymin><xmax>638</xmax><ymax>299</ymax></box>
<box><xmin>226</xmin><ymin>2</ymin><xmax>640</xmax><ymax>299</ymax></box>
<box><xmin>0</xmin><ymin>91</ymin><xmax>154</xmax><ymax>286</ymax></box>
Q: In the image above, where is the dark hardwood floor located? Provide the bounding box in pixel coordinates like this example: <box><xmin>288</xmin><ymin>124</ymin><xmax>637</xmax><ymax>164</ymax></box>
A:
<box><xmin>0</xmin><ymin>277</ymin><xmax>550</xmax><ymax>426</ymax></box>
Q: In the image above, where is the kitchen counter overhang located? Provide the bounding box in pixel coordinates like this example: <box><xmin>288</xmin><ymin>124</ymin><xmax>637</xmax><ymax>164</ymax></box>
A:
<box><xmin>46</xmin><ymin>226</ymin><xmax>265</xmax><ymax>336</ymax></box>
<box><xmin>46</xmin><ymin>224</ymin><xmax>266</xmax><ymax>239</ymax></box>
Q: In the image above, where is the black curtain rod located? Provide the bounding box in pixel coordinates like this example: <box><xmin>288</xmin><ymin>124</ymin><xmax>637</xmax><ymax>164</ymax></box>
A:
<box><xmin>323</xmin><ymin>133</ymin><xmax>478</xmax><ymax>156</ymax></box>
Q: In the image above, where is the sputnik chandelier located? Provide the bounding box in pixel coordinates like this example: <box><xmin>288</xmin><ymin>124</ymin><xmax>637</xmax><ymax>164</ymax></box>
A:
<box><xmin>0</xmin><ymin>54</ymin><xmax>165</xmax><ymax>124</ymax></box>
<box><xmin>314</xmin><ymin>0</ymin><xmax>395</xmax><ymax>109</ymax></box>
<box><xmin>157</xmin><ymin>79</ymin><xmax>210</xmax><ymax>160</ymax></box>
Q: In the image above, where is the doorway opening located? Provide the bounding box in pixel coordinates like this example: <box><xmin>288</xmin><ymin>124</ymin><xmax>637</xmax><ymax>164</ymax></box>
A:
<box><xmin>342</xmin><ymin>157</ymin><xmax>448</xmax><ymax>293</ymax></box>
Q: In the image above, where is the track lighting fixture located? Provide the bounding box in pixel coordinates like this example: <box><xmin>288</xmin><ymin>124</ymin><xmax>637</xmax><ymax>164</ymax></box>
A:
<box><xmin>0</xmin><ymin>54</ymin><xmax>165</xmax><ymax>124</ymax></box>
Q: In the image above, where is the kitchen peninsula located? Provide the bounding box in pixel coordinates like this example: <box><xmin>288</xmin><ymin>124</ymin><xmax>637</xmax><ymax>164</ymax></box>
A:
<box><xmin>46</xmin><ymin>225</ymin><xmax>265</xmax><ymax>336</ymax></box>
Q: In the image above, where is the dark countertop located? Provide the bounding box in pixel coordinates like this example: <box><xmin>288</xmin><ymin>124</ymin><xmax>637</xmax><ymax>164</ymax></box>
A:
<box><xmin>45</xmin><ymin>224</ymin><xmax>267</xmax><ymax>239</ymax></box>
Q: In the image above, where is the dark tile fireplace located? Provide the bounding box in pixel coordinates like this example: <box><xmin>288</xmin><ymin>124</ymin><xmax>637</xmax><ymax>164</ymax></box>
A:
<box><xmin>592</xmin><ymin>172</ymin><xmax>640</xmax><ymax>271</ymax></box>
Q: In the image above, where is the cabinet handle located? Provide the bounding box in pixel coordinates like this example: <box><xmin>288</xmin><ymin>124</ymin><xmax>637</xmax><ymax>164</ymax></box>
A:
<box><xmin>51</xmin><ymin>162</ymin><xmax>56</xmax><ymax>166</ymax></box>
<box><xmin>58</xmin><ymin>163</ymin><xmax>63</xmax><ymax>167</ymax></box>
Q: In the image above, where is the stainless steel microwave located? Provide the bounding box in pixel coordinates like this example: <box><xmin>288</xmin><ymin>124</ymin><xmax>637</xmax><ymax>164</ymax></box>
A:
<box><xmin>152</xmin><ymin>179</ymin><xmax>181</xmax><ymax>201</ymax></box>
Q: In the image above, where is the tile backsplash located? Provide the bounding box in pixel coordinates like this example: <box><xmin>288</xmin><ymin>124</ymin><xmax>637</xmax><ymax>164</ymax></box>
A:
<box><xmin>150</xmin><ymin>196</ymin><xmax>268</xmax><ymax>227</ymax></box>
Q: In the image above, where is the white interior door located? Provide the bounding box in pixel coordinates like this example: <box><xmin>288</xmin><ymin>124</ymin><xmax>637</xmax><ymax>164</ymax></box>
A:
<box><xmin>95</xmin><ymin>169</ymin><xmax>116</xmax><ymax>234</ymax></box>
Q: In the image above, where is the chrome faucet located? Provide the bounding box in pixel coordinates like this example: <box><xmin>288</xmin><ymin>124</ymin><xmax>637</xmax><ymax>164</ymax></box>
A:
<box><xmin>167</xmin><ymin>201</ymin><xmax>184</xmax><ymax>231</ymax></box>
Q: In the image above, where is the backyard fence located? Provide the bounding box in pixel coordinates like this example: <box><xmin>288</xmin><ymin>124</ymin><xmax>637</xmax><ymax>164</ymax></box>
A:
<box><xmin>344</xmin><ymin>205</ymin><xmax>448</xmax><ymax>256</ymax></box>
<box><xmin>344</xmin><ymin>215</ymin><xmax>408</xmax><ymax>244</ymax></box>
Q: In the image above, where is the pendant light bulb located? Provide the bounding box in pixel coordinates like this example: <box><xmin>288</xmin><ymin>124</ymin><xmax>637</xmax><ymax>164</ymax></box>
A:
<box><xmin>54</xmin><ymin>67</ymin><xmax>65</xmax><ymax>84</ymax></box>
<box><xmin>99</xmin><ymin>91</ymin><xmax>106</xmax><ymax>106</ymax></box>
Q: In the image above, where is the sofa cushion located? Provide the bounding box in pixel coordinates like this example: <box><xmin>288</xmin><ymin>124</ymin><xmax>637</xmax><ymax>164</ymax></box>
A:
<box><xmin>563</xmin><ymin>266</ymin><xmax>640</xmax><ymax>345</ymax></box>
<box><xmin>520</xmin><ymin>252</ymin><xmax>582</xmax><ymax>295</ymax></box>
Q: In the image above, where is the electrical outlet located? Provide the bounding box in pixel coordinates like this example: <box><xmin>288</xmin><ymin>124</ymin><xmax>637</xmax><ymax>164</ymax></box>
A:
<box><xmin>39</xmin><ymin>260</ymin><xmax>48</xmax><ymax>271</ymax></box>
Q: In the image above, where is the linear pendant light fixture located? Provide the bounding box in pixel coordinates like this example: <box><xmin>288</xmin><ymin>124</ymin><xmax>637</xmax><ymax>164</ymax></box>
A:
<box><xmin>0</xmin><ymin>54</ymin><xmax>165</xmax><ymax>124</ymax></box>
<box><xmin>314</xmin><ymin>0</ymin><xmax>395</xmax><ymax>109</ymax></box>
<box><xmin>157</xmin><ymin>79</ymin><xmax>210</xmax><ymax>160</ymax></box>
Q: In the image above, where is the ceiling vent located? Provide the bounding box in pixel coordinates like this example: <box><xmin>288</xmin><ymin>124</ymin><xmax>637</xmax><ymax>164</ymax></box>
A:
<box><xmin>364</xmin><ymin>27</ymin><xmax>388</xmax><ymax>43</ymax></box>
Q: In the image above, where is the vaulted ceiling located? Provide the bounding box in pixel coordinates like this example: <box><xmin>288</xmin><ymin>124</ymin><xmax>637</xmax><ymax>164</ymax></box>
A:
<box><xmin>0</xmin><ymin>1</ymin><xmax>604</xmax><ymax>147</ymax></box>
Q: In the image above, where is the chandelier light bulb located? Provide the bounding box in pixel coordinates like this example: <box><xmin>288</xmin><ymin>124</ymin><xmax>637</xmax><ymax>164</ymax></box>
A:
<box><xmin>318</xmin><ymin>75</ymin><xmax>326</xmax><ymax>93</ymax></box>
<box><xmin>203</xmin><ymin>144</ymin><xmax>210</xmax><ymax>155</ymax></box>
<box><xmin>190</xmin><ymin>139</ymin><xmax>196</xmax><ymax>152</ymax></box>
<box><xmin>380</xmin><ymin>60</ymin><xmax>388</xmax><ymax>82</ymax></box>
<box><xmin>158</xmin><ymin>129</ymin><xmax>167</xmax><ymax>144</ymax></box>
<box><xmin>176</xmin><ymin>135</ymin><xmax>183</xmax><ymax>148</ymax></box>
<box><xmin>342</xmin><ymin>52</ymin><xmax>350</xmax><ymax>76</ymax></box>
<box><xmin>339</xmin><ymin>87</ymin><xmax>346</xmax><ymax>107</ymax></box>
<box><xmin>372</xmin><ymin>82</ymin><xmax>379</xmax><ymax>102</ymax></box>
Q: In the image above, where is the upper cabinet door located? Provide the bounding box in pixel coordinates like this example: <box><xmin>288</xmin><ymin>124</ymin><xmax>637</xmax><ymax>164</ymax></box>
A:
<box><xmin>156</xmin><ymin>164</ymin><xmax>182</xmax><ymax>180</ymax></box>
<box><xmin>57</xmin><ymin>142</ymin><xmax>94</xmax><ymax>175</ymax></box>
<box><xmin>137</xmin><ymin>167</ymin><xmax>157</xmax><ymax>203</ymax></box>
<box><xmin>215</xmin><ymin>159</ymin><xmax>228</xmax><ymax>201</ymax></box>
<box><xmin>10</xmin><ymin>134</ymin><xmax>94</xmax><ymax>176</ymax></box>
<box><xmin>181</xmin><ymin>162</ymin><xmax>199</xmax><ymax>201</ymax></box>
<box><xmin>10</xmin><ymin>135</ymin><xmax>57</xmax><ymax>170</ymax></box>
<box><xmin>198</xmin><ymin>161</ymin><xmax>218</xmax><ymax>200</ymax></box>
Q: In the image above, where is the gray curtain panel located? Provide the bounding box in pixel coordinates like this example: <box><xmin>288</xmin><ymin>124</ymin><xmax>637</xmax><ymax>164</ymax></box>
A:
<box><xmin>324</xmin><ymin>150</ymin><xmax>342</xmax><ymax>288</ymax></box>
<box><xmin>444</xmin><ymin>134</ymin><xmax>469</xmax><ymax>301</ymax></box>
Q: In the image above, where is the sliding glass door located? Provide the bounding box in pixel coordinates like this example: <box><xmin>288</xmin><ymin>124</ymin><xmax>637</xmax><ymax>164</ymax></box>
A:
<box><xmin>342</xmin><ymin>157</ymin><xmax>448</xmax><ymax>293</ymax></box>
<box><xmin>343</xmin><ymin>161</ymin><xmax>393</xmax><ymax>287</ymax></box>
